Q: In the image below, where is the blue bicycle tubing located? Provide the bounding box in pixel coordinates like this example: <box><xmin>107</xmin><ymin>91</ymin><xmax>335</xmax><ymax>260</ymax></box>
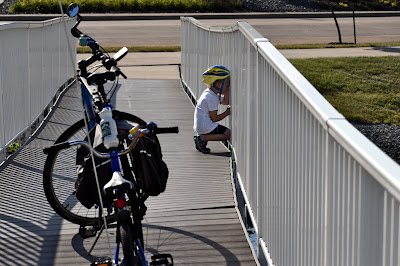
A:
<box><xmin>136</xmin><ymin>239</ymin><xmax>147</xmax><ymax>266</ymax></box>
<box><xmin>115</xmin><ymin>243</ymin><xmax>120</xmax><ymax>265</ymax></box>
<box><xmin>109</xmin><ymin>149</ymin><xmax>121</xmax><ymax>173</ymax></box>
<box><xmin>80</xmin><ymin>83</ymin><xmax>96</xmax><ymax>131</ymax></box>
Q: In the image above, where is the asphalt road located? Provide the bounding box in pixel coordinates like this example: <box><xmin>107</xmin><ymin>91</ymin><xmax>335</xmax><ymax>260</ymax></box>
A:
<box><xmin>1</xmin><ymin>15</ymin><xmax>399</xmax><ymax>46</ymax></box>
<box><xmin>75</xmin><ymin>16</ymin><xmax>400</xmax><ymax>47</ymax></box>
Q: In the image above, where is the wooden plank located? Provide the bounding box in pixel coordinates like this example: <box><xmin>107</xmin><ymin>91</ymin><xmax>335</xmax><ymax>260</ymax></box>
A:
<box><xmin>0</xmin><ymin>79</ymin><xmax>256</xmax><ymax>265</ymax></box>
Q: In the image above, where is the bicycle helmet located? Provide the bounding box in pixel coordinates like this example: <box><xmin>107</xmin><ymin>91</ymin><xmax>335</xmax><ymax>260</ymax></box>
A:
<box><xmin>202</xmin><ymin>65</ymin><xmax>230</xmax><ymax>85</ymax></box>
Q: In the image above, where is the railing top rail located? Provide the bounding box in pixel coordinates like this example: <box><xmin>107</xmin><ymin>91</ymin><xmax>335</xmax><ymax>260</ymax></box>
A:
<box><xmin>329</xmin><ymin>119</ymin><xmax>400</xmax><ymax>200</ymax></box>
<box><xmin>181</xmin><ymin>16</ymin><xmax>238</xmax><ymax>32</ymax></box>
<box><xmin>238</xmin><ymin>21</ymin><xmax>268</xmax><ymax>45</ymax></box>
<box><xmin>0</xmin><ymin>16</ymin><xmax>71</xmax><ymax>30</ymax></box>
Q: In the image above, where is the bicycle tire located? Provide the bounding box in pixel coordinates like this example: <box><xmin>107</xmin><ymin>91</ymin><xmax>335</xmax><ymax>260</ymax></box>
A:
<box><xmin>129</xmin><ymin>192</ymin><xmax>146</xmax><ymax>266</ymax></box>
<box><xmin>43</xmin><ymin>110</ymin><xmax>146</xmax><ymax>226</ymax></box>
<box><xmin>119</xmin><ymin>211</ymin><xmax>136</xmax><ymax>265</ymax></box>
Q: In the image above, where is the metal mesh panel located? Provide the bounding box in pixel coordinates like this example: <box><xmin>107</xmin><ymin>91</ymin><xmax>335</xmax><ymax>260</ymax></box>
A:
<box><xmin>0</xmin><ymin>18</ymin><xmax>76</xmax><ymax>156</ymax></box>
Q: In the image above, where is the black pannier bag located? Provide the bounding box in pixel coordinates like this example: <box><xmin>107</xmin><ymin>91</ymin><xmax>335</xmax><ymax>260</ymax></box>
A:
<box><xmin>75</xmin><ymin>125</ymin><xmax>114</xmax><ymax>209</ymax></box>
<box><xmin>75</xmin><ymin>120</ymin><xmax>135</xmax><ymax>208</ymax></box>
<box><xmin>130</xmin><ymin>132</ymin><xmax>169</xmax><ymax>197</ymax></box>
<box><xmin>75</xmin><ymin>121</ymin><xmax>169</xmax><ymax>208</ymax></box>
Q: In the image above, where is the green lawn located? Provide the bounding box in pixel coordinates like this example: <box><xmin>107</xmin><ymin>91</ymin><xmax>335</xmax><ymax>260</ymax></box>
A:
<box><xmin>77</xmin><ymin>46</ymin><xmax>181</xmax><ymax>53</ymax></box>
<box><xmin>276</xmin><ymin>42</ymin><xmax>400</xmax><ymax>50</ymax></box>
<box><xmin>290</xmin><ymin>56</ymin><xmax>400</xmax><ymax>125</ymax></box>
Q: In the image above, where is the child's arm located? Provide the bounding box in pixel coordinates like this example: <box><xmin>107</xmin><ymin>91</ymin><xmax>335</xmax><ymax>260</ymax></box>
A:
<box><xmin>209</xmin><ymin>107</ymin><xmax>230</xmax><ymax>122</ymax></box>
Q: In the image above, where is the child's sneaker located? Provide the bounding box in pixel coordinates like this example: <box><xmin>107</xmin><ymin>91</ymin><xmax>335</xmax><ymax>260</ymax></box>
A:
<box><xmin>194</xmin><ymin>136</ymin><xmax>210</xmax><ymax>154</ymax></box>
<box><xmin>193</xmin><ymin>136</ymin><xmax>200</xmax><ymax>151</ymax></box>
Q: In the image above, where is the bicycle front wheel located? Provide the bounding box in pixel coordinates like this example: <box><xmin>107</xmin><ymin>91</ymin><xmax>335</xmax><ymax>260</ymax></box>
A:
<box><xmin>43</xmin><ymin>111</ymin><xmax>146</xmax><ymax>226</ymax></box>
<box><xmin>119</xmin><ymin>211</ymin><xmax>136</xmax><ymax>265</ymax></box>
<box><xmin>119</xmin><ymin>210</ymin><xmax>146</xmax><ymax>266</ymax></box>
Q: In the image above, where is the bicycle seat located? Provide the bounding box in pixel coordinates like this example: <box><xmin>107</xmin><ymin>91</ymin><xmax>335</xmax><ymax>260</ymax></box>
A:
<box><xmin>103</xmin><ymin>171</ymin><xmax>133</xmax><ymax>194</ymax></box>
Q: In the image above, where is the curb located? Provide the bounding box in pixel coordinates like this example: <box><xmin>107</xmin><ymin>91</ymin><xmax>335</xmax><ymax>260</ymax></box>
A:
<box><xmin>0</xmin><ymin>11</ymin><xmax>400</xmax><ymax>21</ymax></box>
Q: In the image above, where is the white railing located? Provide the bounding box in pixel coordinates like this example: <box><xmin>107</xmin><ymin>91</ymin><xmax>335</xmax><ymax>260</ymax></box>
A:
<box><xmin>0</xmin><ymin>18</ymin><xmax>76</xmax><ymax>162</ymax></box>
<box><xmin>181</xmin><ymin>17</ymin><xmax>400</xmax><ymax>266</ymax></box>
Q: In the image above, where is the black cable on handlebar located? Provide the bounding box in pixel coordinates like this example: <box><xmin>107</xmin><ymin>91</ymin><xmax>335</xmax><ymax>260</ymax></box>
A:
<box><xmin>78</xmin><ymin>51</ymin><xmax>103</xmax><ymax>78</ymax></box>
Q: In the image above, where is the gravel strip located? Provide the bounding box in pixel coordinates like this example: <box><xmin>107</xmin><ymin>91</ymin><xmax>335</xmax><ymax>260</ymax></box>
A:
<box><xmin>353</xmin><ymin>124</ymin><xmax>400</xmax><ymax>164</ymax></box>
<box><xmin>0</xmin><ymin>0</ymin><xmax>15</xmax><ymax>14</ymax></box>
<box><xmin>0</xmin><ymin>0</ymin><xmax>323</xmax><ymax>14</ymax></box>
<box><xmin>242</xmin><ymin>0</ymin><xmax>323</xmax><ymax>12</ymax></box>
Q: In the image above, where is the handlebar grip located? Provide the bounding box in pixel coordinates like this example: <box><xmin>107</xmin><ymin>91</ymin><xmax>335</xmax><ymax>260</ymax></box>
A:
<box><xmin>43</xmin><ymin>141</ymin><xmax>71</xmax><ymax>154</ymax></box>
<box><xmin>111</xmin><ymin>66</ymin><xmax>127</xmax><ymax>79</ymax></box>
<box><xmin>119</xmin><ymin>71</ymin><xmax>127</xmax><ymax>79</ymax></box>
<box><xmin>154</xmin><ymin>127</ymin><xmax>179</xmax><ymax>134</ymax></box>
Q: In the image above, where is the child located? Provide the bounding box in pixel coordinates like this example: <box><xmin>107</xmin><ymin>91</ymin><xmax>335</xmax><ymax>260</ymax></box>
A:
<box><xmin>193</xmin><ymin>65</ymin><xmax>231</xmax><ymax>154</ymax></box>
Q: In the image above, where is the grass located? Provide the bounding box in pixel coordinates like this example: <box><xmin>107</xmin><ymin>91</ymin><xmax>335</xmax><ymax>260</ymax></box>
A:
<box><xmin>9</xmin><ymin>0</ymin><xmax>242</xmax><ymax>13</ymax></box>
<box><xmin>290</xmin><ymin>56</ymin><xmax>400</xmax><ymax>125</ymax></box>
<box><xmin>276</xmin><ymin>41</ymin><xmax>400</xmax><ymax>50</ymax></box>
<box><xmin>77</xmin><ymin>46</ymin><xmax>181</xmax><ymax>53</ymax></box>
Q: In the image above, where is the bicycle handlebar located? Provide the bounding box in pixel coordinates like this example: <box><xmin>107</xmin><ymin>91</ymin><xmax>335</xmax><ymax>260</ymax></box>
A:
<box><xmin>78</xmin><ymin>51</ymin><xmax>127</xmax><ymax>80</ymax></box>
<box><xmin>43</xmin><ymin>139</ymin><xmax>138</xmax><ymax>157</ymax></box>
<box><xmin>43</xmin><ymin>126</ymin><xmax>179</xmax><ymax>155</ymax></box>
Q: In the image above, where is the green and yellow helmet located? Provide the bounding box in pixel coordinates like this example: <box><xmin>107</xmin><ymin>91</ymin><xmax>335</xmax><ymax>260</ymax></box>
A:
<box><xmin>202</xmin><ymin>65</ymin><xmax>230</xmax><ymax>85</ymax></box>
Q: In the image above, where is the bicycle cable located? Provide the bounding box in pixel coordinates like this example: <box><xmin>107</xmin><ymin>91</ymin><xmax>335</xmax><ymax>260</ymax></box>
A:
<box><xmin>107</xmin><ymin>76</ymin><xmax>119</xmax><ymax>100</ymax></box>
<box><xmin>57</xmin><ymin>0</ymin><xmax>113</xmax><ymax>258</ymax></box>
<box><xmin>88</xmin><ymin>64</ymin><xmax>104</xmax><ymax>72</ymax></box>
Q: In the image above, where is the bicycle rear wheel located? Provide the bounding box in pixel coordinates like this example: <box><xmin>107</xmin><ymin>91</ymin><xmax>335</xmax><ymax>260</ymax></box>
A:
<box><xmin>43</xmin><ymin>110</ymin><xmax>146</xmax><ymax>226</ymax></box>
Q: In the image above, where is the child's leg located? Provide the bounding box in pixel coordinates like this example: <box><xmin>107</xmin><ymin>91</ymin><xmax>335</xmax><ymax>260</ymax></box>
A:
<box><xmin>201</xmin><ymin>128</ymin><xmax>230</xmax><ymax>141</ymax></box>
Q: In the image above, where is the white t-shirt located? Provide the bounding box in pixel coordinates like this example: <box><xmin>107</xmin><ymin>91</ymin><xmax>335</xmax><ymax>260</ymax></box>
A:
<box><xmin>194</xmin><ymin>88</ymin><xmax>219</xmax><ymax>135</ymax></box>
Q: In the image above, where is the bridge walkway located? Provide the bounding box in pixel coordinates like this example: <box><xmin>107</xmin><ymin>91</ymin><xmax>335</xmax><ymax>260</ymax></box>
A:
<box><xmin>0</xmin><ymin>76</ymin><xmax>257</xmax><ymax>265</ymax></box>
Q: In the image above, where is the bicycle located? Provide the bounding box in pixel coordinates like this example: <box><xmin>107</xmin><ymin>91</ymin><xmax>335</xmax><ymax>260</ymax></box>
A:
<box><xmin>42</xmin><ymin>3</ymin><xmax>176</xmax><ymax>265</ymax></box>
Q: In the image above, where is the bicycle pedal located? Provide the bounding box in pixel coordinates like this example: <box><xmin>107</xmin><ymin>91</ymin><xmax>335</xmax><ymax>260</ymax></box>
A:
<box><xmin>90</xmin><ymin>257</ymin><xmax>112</xmax><ymax>266</ymax></box>
<box><xmin>79</xmin><ymin>226</ymin><xmax>97</xmax><ymax>239</ymax></box>
<box><xmin>150</xmin><ymin>254</ymin><xmax>173</xmax><ymax>266</ymax></box>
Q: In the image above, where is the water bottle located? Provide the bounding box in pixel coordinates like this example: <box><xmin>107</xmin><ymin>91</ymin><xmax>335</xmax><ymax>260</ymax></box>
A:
<box><xmin>99</xmin><ymin>106</ymin><xmax>119</xmax><ymax>149</ymax></box>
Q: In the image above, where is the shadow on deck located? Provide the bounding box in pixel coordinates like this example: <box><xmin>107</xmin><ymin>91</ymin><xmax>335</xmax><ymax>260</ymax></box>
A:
<box><xmin>0</xmin><ymin>78</ymin><xmax>256</xmax><ymax>265</ymax></box>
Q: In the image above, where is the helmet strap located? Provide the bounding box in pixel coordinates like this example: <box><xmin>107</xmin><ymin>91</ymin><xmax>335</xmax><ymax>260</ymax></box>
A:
<box><xmin>213</xmin><ymin>79</ymin><xmax>225</xmax><ymax>104</ymax></box>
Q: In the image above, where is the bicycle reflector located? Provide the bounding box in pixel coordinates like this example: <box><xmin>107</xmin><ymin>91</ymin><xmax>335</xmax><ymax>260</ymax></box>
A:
<box><xmin>90</xmin><ymin>257</ymin><xmax>112</xmax><ymax>266</ymax></box>
<box><xmin>128</xmin><ymin>126</ymin><xmax>149</xmax><ymax>139</ymax></box>
<box><xmin>114</xmin><ymin>198</ymin><xmax>127</xmax><ymax>209</ymax></box>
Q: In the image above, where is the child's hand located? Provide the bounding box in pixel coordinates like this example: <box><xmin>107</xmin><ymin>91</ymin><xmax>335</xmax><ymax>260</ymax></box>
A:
<box><xmin>221</xmin><ymin>92</ymin><xmax>230</xmax><ymax>105</ymax></box>
<box><xmin>226</xmin><ymin>106</ymin><xmax>231</xmax><ymax>116</ymax></box>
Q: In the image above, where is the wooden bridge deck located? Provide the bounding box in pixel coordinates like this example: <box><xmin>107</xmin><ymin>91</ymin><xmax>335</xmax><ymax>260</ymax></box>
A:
<box><xmin>0</xmin><ymin>78</ymin><xmax>257</xmax><ymax>265</ymax></box>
